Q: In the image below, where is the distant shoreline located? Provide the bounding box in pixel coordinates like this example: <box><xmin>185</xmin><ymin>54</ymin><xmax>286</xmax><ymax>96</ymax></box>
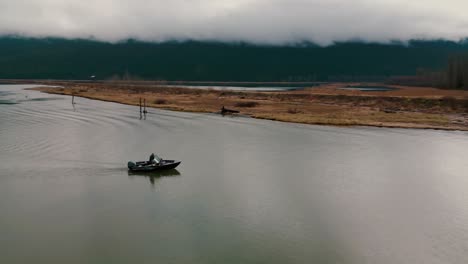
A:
<box><xmin>30</xmin><ymin>81</ymin><xmax>468</xmax><ymax>131</ymax></box>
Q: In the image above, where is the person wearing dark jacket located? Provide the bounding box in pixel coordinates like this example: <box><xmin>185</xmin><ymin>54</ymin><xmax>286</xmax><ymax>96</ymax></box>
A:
<box><xmin>149</xmin><ymin>153</ymin><xmax>155</xmax><ymax>163</ymax></box>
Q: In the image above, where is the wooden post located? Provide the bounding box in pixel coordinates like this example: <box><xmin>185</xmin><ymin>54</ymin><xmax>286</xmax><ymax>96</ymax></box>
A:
<box><xmin>139</xmin><ymin>98</ymin><xmax>142</xmax><ymax>113</ymax></box>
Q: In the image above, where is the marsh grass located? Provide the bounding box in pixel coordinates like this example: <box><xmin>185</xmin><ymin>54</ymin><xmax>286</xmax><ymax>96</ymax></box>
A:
<box><xmin>31</xmin><ymin>84</ymin><xmax>467</xmax><ymax>130</ymax></box>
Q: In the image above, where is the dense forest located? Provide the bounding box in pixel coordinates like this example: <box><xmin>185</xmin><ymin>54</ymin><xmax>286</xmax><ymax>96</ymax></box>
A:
<box><xmin>447</xmin><ymin>55</ymin><xmax>468</xmax><ymax>89</ymax></box>
<box><xmin>0</xmin><ymin>36</ymin><xmax>468</xmax><ymax>84</ymax></box>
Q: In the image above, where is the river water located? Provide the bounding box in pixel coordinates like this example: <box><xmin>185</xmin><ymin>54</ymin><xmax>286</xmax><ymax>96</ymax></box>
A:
<box><xmin>1</xmin><ymin>85</ymin><xmax>468</xmax><ymax>264</ymax></box>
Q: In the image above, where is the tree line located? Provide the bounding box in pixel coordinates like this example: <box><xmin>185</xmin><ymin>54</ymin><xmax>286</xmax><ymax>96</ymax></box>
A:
<box><xmin>447</xmin><ymin>54</ymin><xmax>468</xmax><ymax>89</ymax></box>
<box><xmin>389</xmin><ymin>54</ymin><xmax>468</xmax><ymax>90</ymax></box>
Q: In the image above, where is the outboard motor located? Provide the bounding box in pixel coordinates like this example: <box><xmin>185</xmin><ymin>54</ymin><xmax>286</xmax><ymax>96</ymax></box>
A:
<box><xmin>127</xmin><ymin>161</ymin><xmax>136</xmax><ymax>169</ymax></box>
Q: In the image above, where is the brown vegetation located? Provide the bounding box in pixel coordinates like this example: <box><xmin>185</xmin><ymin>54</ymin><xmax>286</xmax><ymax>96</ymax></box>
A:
<box><xmin>287</xmin><ymin>108</ymin><xmax>301</xmax><ymax>114</ymax></box>
<box><xmin>31</xmin><ymin>81</ymin><xmax>468</xmax><ymax>131</ymax></box>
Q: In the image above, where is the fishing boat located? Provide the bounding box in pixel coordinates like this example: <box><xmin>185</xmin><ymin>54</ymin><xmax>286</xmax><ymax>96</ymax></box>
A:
<box><xmin>128</xmin><ymin>154</ymin><xmax>181</xmax><ymax>172</ymax></box>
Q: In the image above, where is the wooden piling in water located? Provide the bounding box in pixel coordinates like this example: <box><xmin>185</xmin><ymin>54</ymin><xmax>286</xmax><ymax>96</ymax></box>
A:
<box><xmin>139</xmin><ymin>98</ymin><xmax>142</xmax><ymax>113</ymax></box>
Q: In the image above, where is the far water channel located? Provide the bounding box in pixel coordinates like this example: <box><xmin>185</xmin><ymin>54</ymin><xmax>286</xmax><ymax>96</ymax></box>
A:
<box><xmin>160</xmin><ymin>85</ymin><xmax>301</xmax><ymax>91</ymax></box>
<box><xmin>1</xmin><ymin>85</ymin><xmax>468</xmax><ymax>263</ymax></box>
<box><xmin>155</xmin><ymin>81</ymin><xmax>323</xmax><ymax>91</ymax></box>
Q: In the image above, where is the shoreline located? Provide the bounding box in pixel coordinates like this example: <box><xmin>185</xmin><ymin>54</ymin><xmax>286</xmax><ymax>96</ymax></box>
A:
<box><xmin>30</xmin><ymin>82</ymin><xmax>468</xmax><ymax>131</ymax></box>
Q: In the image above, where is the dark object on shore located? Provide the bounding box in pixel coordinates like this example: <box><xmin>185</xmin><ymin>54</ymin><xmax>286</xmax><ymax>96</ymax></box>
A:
<box><xmin>234</xmin><ymin>101</ymin><xmax>259</xmax><ymax>107</ymax></box>
<box><xmin>382</xmin><ymin>108</ymin><xmax>398</xmax><ymax>114</ymax></box>
<box><xmin>154</xmin><ymin>99</ymin><xmax>167</xmax><ymax>104</ymax></box>
<box><xmin>128</xmin><ymin>154</ymin><xmax>181</xmax><ymax>171</ymax></box>
<box><xmin>221</xmin><ymin>106</ymin><xmax>240</xmax><ymax>115</ymax></box>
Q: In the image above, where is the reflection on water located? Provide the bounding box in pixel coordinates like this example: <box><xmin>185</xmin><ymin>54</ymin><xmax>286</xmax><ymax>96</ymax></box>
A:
<box><xmin>0</xmin><ymin>99</ymin><xmax>16</xmax><ymax>104</ymax></box>
<box><xmin>1</xmin><ymin>85</ymin><xmax>468</xmax><ymax>264</ymax></box>
<box><xmin>128</xmin><ymin>169</ymin><xmax>181</xmax><ymax>186</ymax></box>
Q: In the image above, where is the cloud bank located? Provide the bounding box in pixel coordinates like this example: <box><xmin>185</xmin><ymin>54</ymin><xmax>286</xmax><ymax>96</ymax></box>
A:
<box><xmin>0</xmin><ymin>0</ymin><xmax>467</xmax><ymax>45</ymax></box>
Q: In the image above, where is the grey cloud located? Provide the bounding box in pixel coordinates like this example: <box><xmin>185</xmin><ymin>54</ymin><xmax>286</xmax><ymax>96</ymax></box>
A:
<box><xmin>0</xmin><ymin>0</ymin><xmax>467</xmax><ymax>45</ymax></box>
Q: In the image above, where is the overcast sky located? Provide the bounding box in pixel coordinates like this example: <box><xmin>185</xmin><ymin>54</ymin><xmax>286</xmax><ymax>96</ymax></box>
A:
<box><xmin>0</xmin><ymin>0</ymin><xmax>467</xmax><ymax>45</ymax></box>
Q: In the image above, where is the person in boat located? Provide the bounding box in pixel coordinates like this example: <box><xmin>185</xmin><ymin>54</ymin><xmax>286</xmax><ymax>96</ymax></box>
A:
<box><xmin>149</xmin><ymin>153</ymin><xmax>162</xmax><ymax>165</ymax></box>
<box><xmin>149</xmin><ymin>153</ymin><xmax>155</xmax><ymax>164</ymax></box>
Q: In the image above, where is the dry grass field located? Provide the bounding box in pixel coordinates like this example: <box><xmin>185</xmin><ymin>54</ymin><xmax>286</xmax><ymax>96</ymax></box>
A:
<box><xmin>32</xmin><ymin>82</ymin><xmax>468</xmax><ymax>130</ymax></box>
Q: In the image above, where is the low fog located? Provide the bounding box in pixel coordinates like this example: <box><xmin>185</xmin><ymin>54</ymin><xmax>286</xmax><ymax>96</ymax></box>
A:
<box><xmin>0</xmin><ymin>0</ymin><xmax>467</xmax><ymax>45</ymax></box>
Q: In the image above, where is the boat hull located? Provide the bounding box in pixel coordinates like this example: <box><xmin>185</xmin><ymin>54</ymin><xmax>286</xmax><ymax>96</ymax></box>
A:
<box><xmin>128</xmin><ymin>160</ymin><xmax>181</xmax><ymax>172</ymax></box>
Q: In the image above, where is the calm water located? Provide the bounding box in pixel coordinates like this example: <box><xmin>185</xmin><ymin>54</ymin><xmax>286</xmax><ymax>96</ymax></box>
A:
<box><xmin>1</xmin><ymin>85</ymin><xmax>468</xmax><ymax>264</ymax></box>
<box><xmin>339</xmin><ymin>86</ymin><xmax>397</xmax><ymax>92</ymax></box>
<box><xmin>156</xmin><ymin>81</ymin><xmax>321</xmax><ymax>91</ymax></box>
<box><xmin>160</xmin><ymin>85</ymin><xmax>302</xmax><ymax>92</ymax></box>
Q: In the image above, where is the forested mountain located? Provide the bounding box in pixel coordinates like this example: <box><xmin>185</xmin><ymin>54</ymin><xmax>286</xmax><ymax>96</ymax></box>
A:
<box><xmin>0</xmin><ymin>37</ymin><xmax>467</xmax><ymax>81</ymax></box>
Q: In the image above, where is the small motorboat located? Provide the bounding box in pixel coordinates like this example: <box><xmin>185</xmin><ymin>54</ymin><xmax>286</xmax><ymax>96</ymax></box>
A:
<box><xmin>128</xmin><ymin>154</ymin><xmax>181</xmax><ymax>172</ymax></box>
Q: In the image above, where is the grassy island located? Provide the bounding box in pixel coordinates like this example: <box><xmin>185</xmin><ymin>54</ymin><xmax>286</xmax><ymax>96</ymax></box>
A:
<box><xmin>32</xmin><ymin>81</ymin><xmax>468</xmax><ymax>131</ymax></box>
